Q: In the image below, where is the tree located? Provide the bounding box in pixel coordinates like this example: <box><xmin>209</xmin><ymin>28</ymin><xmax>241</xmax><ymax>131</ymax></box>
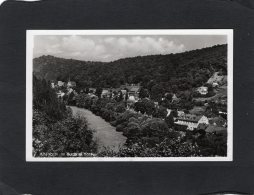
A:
<box><xmin>139</xmin><ymin>87</ymin><xmax>149</xmax><ymax>99</ymax></box>
<box><xmin>125</xmin><ymin>93</ymin><xmax>129</xmax><ymax>101</ymax></box>
<box><xmin>115</xmin><ymin>103</ymin><xmax>126</xmax><ymax>113</ymax></box>
<box><xmin>118</xmin><ymin>91</ymin><xmax>123</xmax><ymax>102</ymax></box>
<box><xmin>141</xmin><ymin>118</ymin><xmax>169</xmax><ymax>138</ymax></box>
<box><xmin>134</xmin><ymin>99</ymin><xmax>155</xmax><ymax>115</ymax></box>
<box><xmin>165</xmin><ymin>93</ymin><xmax>172</xmax><ymax>102</ymax></box>
<box><xmin>34</xmin><ymin>44</ymin><xmax>227</xmax><ymax>97</ymax></box>
<box><xmin>150</xmin><ymin>84</ymin><xmax>165</xmax><ymax>102</ymax></box>
<box><xmin>165</xmin><ymin>113</ymin><xmax>175</xmax><ymax>128</ymax></box>
<box><xmin>95</xmin><ymin>87</ymin><xmax>103</xmax><ymax>98</ymax></box>
<box><xmin>67</xmin><ymin>91</ymin><xmax>75</xmax><ymax>105</ymax></box>
<box><xmin>153</xmin><ymin>106</ymin><xmax>167</xmax><ymax>118</ymax></box>
<box><xmin>33</xmin><ymin>76</ymin><xmax>67</xmax><ymax>121</ymax></box>
<box><xmin>43</xmin><ymin>116</ymin><xmax>96</xmax><ymax>155</ymax></box>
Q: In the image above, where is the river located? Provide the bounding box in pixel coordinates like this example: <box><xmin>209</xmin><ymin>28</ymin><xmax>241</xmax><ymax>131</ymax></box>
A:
<box><xmin>69</xmin><ymin>106</ymin><xmax>127</xmax><ymax>153</ymax></box>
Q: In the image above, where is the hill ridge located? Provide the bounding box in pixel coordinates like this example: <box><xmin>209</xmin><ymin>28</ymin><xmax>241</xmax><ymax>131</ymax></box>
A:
<box><xmin>33</xmin><ymin>44</ymin><xmax>227</xmax><ymax>91</ymax></box>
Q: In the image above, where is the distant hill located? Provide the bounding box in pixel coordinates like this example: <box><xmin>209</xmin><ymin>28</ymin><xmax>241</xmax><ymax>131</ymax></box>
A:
<box><xmin>33</xmin><ymin>44</ymin><xmax>227</xmax><ymax>92</ymax></box>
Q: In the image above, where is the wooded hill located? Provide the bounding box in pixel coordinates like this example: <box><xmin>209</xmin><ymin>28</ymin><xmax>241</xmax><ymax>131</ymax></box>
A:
<box><xmin>33</xmin><ymin>44</ymin><xmax>227</xmax><ymax>92</ymax></box>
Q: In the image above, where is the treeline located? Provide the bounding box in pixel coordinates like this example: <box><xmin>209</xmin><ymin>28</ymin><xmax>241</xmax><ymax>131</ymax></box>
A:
<box><xmin>73</xmin><ymin>93</ymin><xmax>227</xmax><ymax>157</ymax></box>
<box><xmin>33</xmin><ymin>76</ymin><xmax>96</xmax><ymax>157</ymax></box>
<box><xmin>34</xmin><ymin>44</ymin><xmax>227</xmax><ymax>93</ymax></box>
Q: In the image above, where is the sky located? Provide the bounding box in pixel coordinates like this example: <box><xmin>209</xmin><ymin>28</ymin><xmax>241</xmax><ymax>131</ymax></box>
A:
<box><xmin>33</xmin><ymin>35</ymin><xmax>227</xmax><ymax>62</ymax></box>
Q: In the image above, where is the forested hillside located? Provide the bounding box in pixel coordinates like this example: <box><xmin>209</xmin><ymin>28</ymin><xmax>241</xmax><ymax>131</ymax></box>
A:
<box><xmin>33</xmin><ymin>77</ymin><xmax>97</xmax><ymax>157</ymax></box>
<box><xmin>33</xmin><ymin>44</ymin><xmax>227</xmax><ymax>91</ymax></box>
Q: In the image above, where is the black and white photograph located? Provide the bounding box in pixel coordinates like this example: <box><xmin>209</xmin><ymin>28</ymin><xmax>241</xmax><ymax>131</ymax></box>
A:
<box><xmin>26</xmin><ymin>30</ymin><xmax>233</xmax><ymax>161</ymax></box>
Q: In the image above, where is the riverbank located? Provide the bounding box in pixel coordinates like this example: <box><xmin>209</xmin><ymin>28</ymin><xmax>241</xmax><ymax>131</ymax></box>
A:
<box><xmin>69</xmin><ymin>106</ymin><xmax>127</xmax><ymax>153</ymax></box>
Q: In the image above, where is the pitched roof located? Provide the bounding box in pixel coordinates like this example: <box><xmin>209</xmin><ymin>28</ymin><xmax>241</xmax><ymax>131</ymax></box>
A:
<box><xmin>68</xmin><ymin>81</ymin><xmax>76</xmax><ymax>85</ymax></box>
<box><xmin>176</xmin><ymin>114</ymin><xmax>203</xmax><ymax>123</ymax></box>
<box><xmin>129</xmin><ymin>86</ymin><xmax>140</xmax><ymax>93</ymax></box>
<box><xmin>172</xmin><ymin>94</ymin><xmax>177</xmax><ymax>99</ymax></box>
<box><xmin>102</xmin><ymin>89</ymin><xmax>109</xmax><ymax>93</ymax></box>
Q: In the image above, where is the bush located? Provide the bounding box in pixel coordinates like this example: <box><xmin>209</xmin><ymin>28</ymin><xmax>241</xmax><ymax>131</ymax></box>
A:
<box><xmin>98</xmin><ymin>137</ymin><xmax>200</xmax><ymax>157</ymax></box>
<box><xmin>116</xmin><ymin>124</ymin><xmax>126</xmax><ymax>132</ymax></box>
<box><xmin>33</xmin><ymin>114</ymin><xmax>97</xmax><ymax>157</ymax></box>
<box><xmin>141</xmin><ymin>118</ymin><xmax>169</xmax><ymax>138</ymax></box>
<box><xmin>115</xmin><ymin>103</ymin><xmax>126</xmax><ymax>113</ymax></box>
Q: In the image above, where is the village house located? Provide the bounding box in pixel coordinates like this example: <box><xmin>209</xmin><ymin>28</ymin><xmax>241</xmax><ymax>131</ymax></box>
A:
<box><xmin>56</xmin><ymin>90</ymin><xmax>65</xmax><ymax>98</ymax></box>
<box><xmin>112</xmin><ymin>89</ymin><xmax>127</xmax><ymax>99</ymax></box>
<box><xmin>67</xmin><ymin>81</ymin><xmax>76</xmax><ymax>88</ymax></box>
<box><xmin>120</xmin><ymin>89</ymin><xmax>127</xmax><ymax>95</ymax></box>
<box><xmin>212</xmin><ymin>82</ymin><xmax>219</xmax><ymax>88</ymax></box>
<box><xmin>50</xmin><ymin>81</ymin><xmax>57</xmax><ymax>89</ymax></box>
<box><xmin>128</xmin><ymin>85</ymin><xmax>140</xmax><ymax>98</ymax></box>
<box><xmin>177</xmin><ymin>111</ymin><xmax>185</xmax><ymax>117</ymax></box>
<box><xmin>120</xmin><ymin>83</ymin><xmax>140</xmax><ymax>98</ymax></box>
<box><xmin>197</xmin><ymin>86</ymin><xmax>208</xmax><ymax>95</ymax></box>
<box><xmin>126</xmin><ymin>92</ymin><xmax>140</xmax><ymax>107</ymax></box>
<box><xmin>101</xmin><ymin>89</ymin><xmax>110</xmax><ymax>98</ymax></box>
<box><xmin>88</xmin><ymin>93</ymin><xmax>98</xmax><ymax>100</ymax></box>
<box><xmin>174</xmin><ymin>113</ymin><xmax>209</xmax><ymax>131</ymax></box>
<box><xmin>88</xmin><ymin>88</ymin><xmax>96</xmax><ymax>94</ymax></box>
<box><xmin>66</xmin><ymin>88</ymin><xmax>74</xmax><ymax>95</ymax></box>
<box><xmin>172</xmin><ymin>93</ymin><xmax>179</xmax><ymax>102</ymax></box>
<box><xmin>57</xmin><ymin>81</ymin><xmax>65</xmax><ymax>87</ymax></box>
<box><xmin>154</xmin><ymin>102</ymin><xmax>159</xmax><ymax>108</ymax></box>
<box><xmin>109</xmin><ymin>88</ymin><xmax>120</xmax><ymax>98</ymax></box>
<box><xmin>166</xmin><ymin>109</ymin><xmax>172</xmax><ymax>117</ymax></box>
<box><xmin>128</xmin><ymin>95</ymin><xmax>138</xmax><ymax>102</ymax></box>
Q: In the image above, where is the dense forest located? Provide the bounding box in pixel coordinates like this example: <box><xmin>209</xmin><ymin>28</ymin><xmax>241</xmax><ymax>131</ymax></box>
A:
<box><xmin>73</xmin><ymin>92</ymin><xmax>227</xmax><ymax>157</ymax></box>
<box><xmin>34</xmin><ymin>44</ymin><xmax>227</xmax><ymax>92</ymax></box>
<box><xmin>33</xmin><ymin>76</ymin><xmax>227</xmax><ymax>157</ymax></box>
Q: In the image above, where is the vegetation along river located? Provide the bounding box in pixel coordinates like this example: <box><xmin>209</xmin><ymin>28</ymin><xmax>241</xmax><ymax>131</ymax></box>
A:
<box><xmin>69</xmin><ymin>106</ymin><xmax>127</xmax><ymax>153</ymax></box>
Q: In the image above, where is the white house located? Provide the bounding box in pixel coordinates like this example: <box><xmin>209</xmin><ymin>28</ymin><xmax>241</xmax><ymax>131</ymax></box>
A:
<box><xmin>121</xmin><ymin>89</ymin><xmax>127</xmax><ymax>95</ymax></box>
<box><xmin>128</xmin><ymin>95</ymin><xmax>138</xmax><ymax>102</ymax></box>
<box><xmin>89</xmin><ymin>88</ymin><xmax>96</xmax><ymax>94</ymax></box>
<box><xmin>198</xmin><ymin>115</ymin><xmax>209</xmax><ymax>125</ymax></box>
<box><xmin>51</xmin><ymin>82</ymin><xmax>56</xmax><ymax>89</ymax></box>
<box><xmin>172</xmin><ymin>94</ymin><xmax>179</xmax><ymax>102</ymax></box>
<box><xmin>58</xmin><ymin>81</ymin><xmax>65</xmax><ymax>87</ymax></box>
<box><xmin>57</xmin><ymin>90</ymin><xmax>65</xmax><ymax>98</ymax></box>
<box><xmin>67</xmin><ymin>81</ymin><xmax>76</xmax><ymax>88</ymax></box>
<box><xmin>66</xmin><ymin>88</ymin><xmax>74</xmax><ymax>95</ymax></box>
<box><xmin>166</xmin><ymin>109</ymin><xmax>172</xmax><ymax>117</ymax></box>
<box><xmin>197</xmin><ymin>86</ymin><xmax>208</xmax><ymax>95</ymax></box>
<box><xmin>212</xmin><ymin>82</ymin><xmax>219</xmax><ymax>88</ymax></box>
<box><xmin>174</xmin><ymin>114</ymin><xmax>209</xmax><ymax>131</ymax></box>
<box><xmin>177</xmin><ymin>111</ymin><xmax>185</xmax><ymax>117</ymax></box>
<box><xmin>101</xmin><ymin>89</ymin><xmax>110</xmax><ymax>98</ymax></box>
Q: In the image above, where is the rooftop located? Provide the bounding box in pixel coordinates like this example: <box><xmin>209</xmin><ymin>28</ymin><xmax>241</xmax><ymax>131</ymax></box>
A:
<box><xmin>176</xmin><ymin>114</ymin><xmax>203</xmax><ymax>123</ymax></box>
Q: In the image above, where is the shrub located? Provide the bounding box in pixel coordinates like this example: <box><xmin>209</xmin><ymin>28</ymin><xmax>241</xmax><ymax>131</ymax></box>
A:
<box><xmin>141</xmin><ymin>118</ymin><xmax>169</xmax><ymax>138</ymax></box>
<box><xmin>115</xmin><ymin>103</ymin><xmax>126</xmax><ymax>113</ymax></box>
<box><xmin>33</xmin><ymin>115</ymin><xmax>97</xmax><ymax>157</ymax></box>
